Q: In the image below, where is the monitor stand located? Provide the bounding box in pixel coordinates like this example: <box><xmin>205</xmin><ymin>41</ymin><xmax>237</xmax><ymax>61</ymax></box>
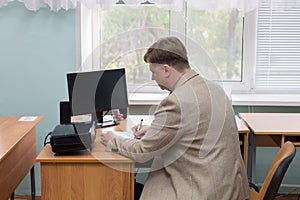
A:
<box><xmin>96</xmin><ymin>113</ymin><xmax>119</xmax><ymax>128</ymax></box>
<box><xmin>96</xmin><ymin>120</ymin><xmax>118</xmax><ymax>128</ymax></box>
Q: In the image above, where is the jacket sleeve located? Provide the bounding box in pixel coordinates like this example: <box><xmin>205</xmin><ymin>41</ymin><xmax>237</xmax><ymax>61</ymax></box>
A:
<box><xmin>107</xmin><ymin>94</ymin><xmax>183</xmax><ymax>163</ymax></box>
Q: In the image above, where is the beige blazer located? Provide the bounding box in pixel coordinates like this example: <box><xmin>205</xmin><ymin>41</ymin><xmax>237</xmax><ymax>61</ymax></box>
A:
<box><xmin>108</xmin><ymin>70</ymin><xmax>249</xmax><ymax>200</ymax></box>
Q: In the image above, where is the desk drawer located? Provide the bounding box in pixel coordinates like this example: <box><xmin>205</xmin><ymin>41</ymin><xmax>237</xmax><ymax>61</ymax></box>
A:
<box><xmin>40</xmin><ymin>162</ymin><xmax>134</xmax><ymax>200</ymax></box>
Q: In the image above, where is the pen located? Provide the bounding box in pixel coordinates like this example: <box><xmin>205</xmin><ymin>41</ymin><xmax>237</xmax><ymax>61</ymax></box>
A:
<box><xmin>136</xmin><ymin>119</ymin><xmax>143</xmax><ymax>131</ymax></box>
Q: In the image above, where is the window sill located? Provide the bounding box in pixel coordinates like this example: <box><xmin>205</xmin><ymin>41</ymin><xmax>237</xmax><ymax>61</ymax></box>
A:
<box><xmin>128</xmin><ymin>92</ymin><xmax>168</xmax><ymax>105</ymax></box>
<box><xmin>128</xmin><ymin>93</ymin><xmax>300</xmax><ymax>107</ymax></box>
<box><xmin>231</xmin><ymin>94</ymin><xmax>300</xmax><ymax>106</ymax></box>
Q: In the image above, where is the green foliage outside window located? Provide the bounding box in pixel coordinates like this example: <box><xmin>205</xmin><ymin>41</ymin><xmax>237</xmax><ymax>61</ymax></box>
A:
<box><xmin>99</xmin><ymin>5</ymin><xmax>243</xmax><ymax>86</ymax></box>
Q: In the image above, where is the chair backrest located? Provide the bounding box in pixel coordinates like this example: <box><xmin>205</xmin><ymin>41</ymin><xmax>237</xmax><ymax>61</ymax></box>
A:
<box><xmin>259</xmin><ymin>141</ymin><xmax>296</xmax><ymax>200</ymax></box>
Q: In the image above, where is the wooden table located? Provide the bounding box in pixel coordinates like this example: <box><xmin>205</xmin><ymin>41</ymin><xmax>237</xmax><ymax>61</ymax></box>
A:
<box><xmin>36</xmin><ymin>122</ymin><xmax>135</xmax><ymax>200</ymax></box>
<box><xmin>0</xmin><ymin>116</ymin><xmax>43</xmax><ymax>200</ymax></box>
<box><xmin>36</xmin><ymin>115</ymin><xmax>249</xmax><ymax>200</ymax></box>
<box><xmin>239</xmin><ymin>113</ymin><xmax>300</xmax><ymax>182</ymax></box>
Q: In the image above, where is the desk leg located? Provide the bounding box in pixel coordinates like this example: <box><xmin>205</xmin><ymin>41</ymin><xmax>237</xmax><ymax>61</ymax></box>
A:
<box><xmin>30</xmin><ymin>166</ymin><xmax>35</xmax><ymax>200</ymax></box>
<box><xmin>247</xmin><ymin>131</ymin><xmax>256</xmax><ymax>183</ymax></box>
<box><xmin>10</xmin><ymin>192</ymin><xmax>14</xmax><ymax>200</ymax></box>
<box><xmin>243</xmin><ymin>134</ymin><xmax>248</xmax><ymax>166</ymax></box>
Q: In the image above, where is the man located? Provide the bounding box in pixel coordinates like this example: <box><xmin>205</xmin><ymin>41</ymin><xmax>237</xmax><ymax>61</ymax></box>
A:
<box><xmin>100</xmin><ymin>36</ymin><xmax>249</xmax><ymax>200</ymax></box>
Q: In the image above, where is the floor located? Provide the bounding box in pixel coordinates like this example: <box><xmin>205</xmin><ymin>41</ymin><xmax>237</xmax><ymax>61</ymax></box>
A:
<box><xmin>275</xmin><ymin>194</ymin><xmax>300</xmax><ymax>200</ymax></box>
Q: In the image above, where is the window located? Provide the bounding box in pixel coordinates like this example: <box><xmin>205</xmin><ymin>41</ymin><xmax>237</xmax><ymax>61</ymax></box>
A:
<box><xmin>99</xmin><ymin>6</ymin><xmax>170</xmax><ymax>93</ymax></box>
<box><xmin>186</xmin><ymin>8</ymin><xmax>244</xmax><ymax>82</ymax></box>
<box><xmin>79</xmin><ymin>2</ymin><xmax>247</xmax><ymax>94</ymax></box>
<box><xmin>255</xmin><ymin>0</ymin><xmax>300</xmax><ymax>93</ymax></box>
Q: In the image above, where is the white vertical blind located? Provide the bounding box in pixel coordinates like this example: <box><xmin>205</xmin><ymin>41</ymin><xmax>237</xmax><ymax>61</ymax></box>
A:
<box><xmin>255</xmin><ymin>0</ymin><xmax>300</xmax><ymax>92</ymax></box>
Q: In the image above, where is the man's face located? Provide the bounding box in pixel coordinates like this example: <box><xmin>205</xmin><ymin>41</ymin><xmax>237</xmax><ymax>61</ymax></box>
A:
<box><xmin>149</xmin><ymin>63</ymin><xmax>168</xmax><ymax>90</ymax></box>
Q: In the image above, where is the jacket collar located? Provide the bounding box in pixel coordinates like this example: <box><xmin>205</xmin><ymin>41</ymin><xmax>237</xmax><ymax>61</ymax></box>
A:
<box><xmin>172</xmin><ymin>69</ymin><xmax>199</xmax><ymax>91</ymax></box>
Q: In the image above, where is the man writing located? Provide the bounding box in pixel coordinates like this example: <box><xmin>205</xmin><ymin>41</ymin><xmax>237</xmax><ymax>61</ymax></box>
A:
<box><xmin>100</xmin><ymin>36</ymin><xmax>249</xmax><ymax>200</ymax></box>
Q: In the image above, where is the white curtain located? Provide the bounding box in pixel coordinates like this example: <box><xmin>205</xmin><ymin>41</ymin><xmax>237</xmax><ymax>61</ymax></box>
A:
<box><xmin>0</xmin><ymin>0</ymin><xmax>299</xmax><ymax>12</ymax></box>
<box><xmin>0</xmin><ymin>0</ymin><xmax>260</xmax><ymax>12</ymax></box>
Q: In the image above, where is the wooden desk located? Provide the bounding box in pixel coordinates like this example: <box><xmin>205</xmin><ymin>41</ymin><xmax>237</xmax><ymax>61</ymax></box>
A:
<box><xmin>239</xmin><ymin>113</ymin><xmax>300</xmax><ymax>182</ymax></box>
<box><xmin>0</xmin><ymin>116</ymin><xmax>43</xmax><ymax>200</ymax></box>
<box><xmin>36</xmin><ymin>115</ymin><xmax>249</xmax><ymax>199</ymax></box>
<box><xmin>36</xmin><ymin>124</ymin><xmax>135</xmax><ymax>200</ymax></box>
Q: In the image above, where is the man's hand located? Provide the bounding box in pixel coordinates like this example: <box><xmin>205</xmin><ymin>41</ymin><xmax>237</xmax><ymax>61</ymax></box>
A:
<box><xmin>131</xmin><ymin>125</ymin><xmax>149</xmax><ymax>139</ymax></box>
<box><xmin>100</xmin><ymin>131</ymin><xmax>116</xmax><ymax>146</ymax></box>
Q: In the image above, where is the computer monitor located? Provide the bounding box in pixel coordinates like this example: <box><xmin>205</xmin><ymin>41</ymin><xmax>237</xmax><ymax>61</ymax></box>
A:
<box><xmin>67</xmin><ymin>68</ymin><xmax>128</xmax><ymax>127</ymax></box>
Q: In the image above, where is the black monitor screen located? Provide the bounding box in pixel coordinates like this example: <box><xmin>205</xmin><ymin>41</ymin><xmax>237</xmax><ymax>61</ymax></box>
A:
<box><xmin>67</xmin><ymin>68</ymin><xmax>128</xmax><ymax>124</ymax></box>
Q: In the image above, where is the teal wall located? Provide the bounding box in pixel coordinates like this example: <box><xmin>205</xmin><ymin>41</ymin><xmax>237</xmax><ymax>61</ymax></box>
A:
<box><xmin>0</xmin><ymin>2</ymin><xmax>75</xmax><ymax>196</ymax></box>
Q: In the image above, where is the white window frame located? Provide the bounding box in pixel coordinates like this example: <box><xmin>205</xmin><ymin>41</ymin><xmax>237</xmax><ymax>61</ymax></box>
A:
<box><xmin>238</xmin><ymin>9</ymin><xmax>257</xmax><ymax>93</ymax></box>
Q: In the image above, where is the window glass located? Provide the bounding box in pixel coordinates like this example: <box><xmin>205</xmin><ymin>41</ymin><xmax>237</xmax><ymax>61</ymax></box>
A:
<box><xmin>186</xmin><ymin>8</ymin><xmax>244</xmax><ymax>82</ymax></box>
<box><xmin>91</xmin><ymin>4</ymin><xmax>245</xmax><ymax>93</ymax></box>
<box><xmin>99</xmin><ymin>6</ymin><xmax>170</xmax><ymax>88</ymax></box>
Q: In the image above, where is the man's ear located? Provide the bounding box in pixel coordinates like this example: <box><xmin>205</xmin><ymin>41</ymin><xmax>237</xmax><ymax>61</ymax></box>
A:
<box><xmin>163</xmin><ymin>64</ymin><xmax>171</xmax><ymax>77</ymax></box>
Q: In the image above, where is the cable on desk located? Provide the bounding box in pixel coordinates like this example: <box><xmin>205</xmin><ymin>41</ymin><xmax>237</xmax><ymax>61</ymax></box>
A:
<box><xmin>43</xmin><ymin>131</ymin><xmax>52</xmax><ymax>146</ymax></box>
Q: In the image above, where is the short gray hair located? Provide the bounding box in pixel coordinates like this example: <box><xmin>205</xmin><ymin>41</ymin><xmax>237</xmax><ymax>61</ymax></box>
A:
<box><xmin>144</xmin><ymin>36</ymin><xmax>190</xmax><ymax>72</ymax></box>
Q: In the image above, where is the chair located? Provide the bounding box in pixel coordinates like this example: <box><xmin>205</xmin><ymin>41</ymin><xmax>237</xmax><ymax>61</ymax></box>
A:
<box><xmin>249</xmin><ymin>141</ymin><xmax>296</xmax><ymax>200</ymax></box>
